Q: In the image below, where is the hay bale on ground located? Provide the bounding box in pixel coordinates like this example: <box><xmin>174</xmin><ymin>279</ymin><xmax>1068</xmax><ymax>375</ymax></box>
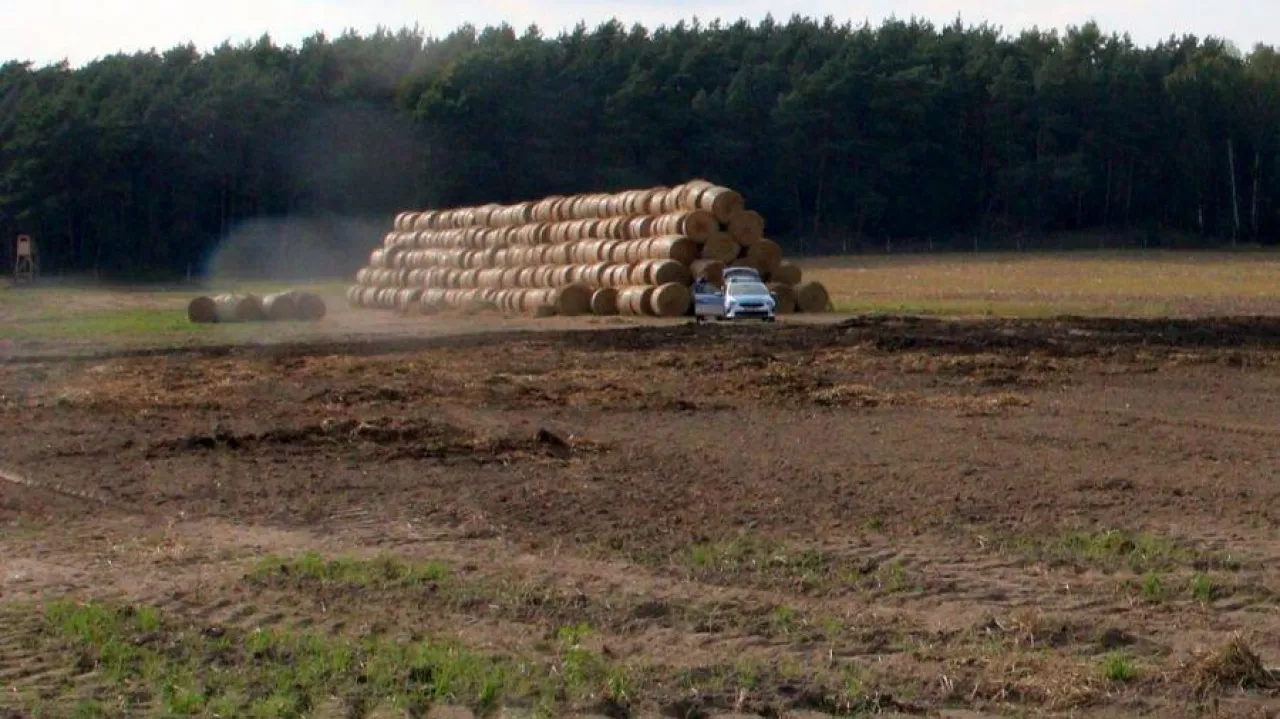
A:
<box><xmin>767</xmin><ymin>282</ymin><xmax>797</xmax><ymax>314</ymax></box>
<box><xmin>212</xmin><ymin>293</ymin><xmax>265</xmax><ymax>323</ymax></box>
<box><xmin>616</xmin><ymin>287</ymin><xmax>647</xmax><ymax>316</ymax></box>
<box><xmin>650</xmin><ymin>283</ymin><xmax>692</xmax><ymax>317</ymax></box>
<box><xmin>795</xmin><ymin>281</ymin><xmax>832</xmax><ymax>313</ymax></box>
<box><xmin>262</xmin><ymin>292</ymin><xmax>300</xmax><ymax>321</ymax></box>
<box><xmin>345</xmin><ymin>286</ymin><xmax>363</xmax><ymax>307</ymax></box>
<box><xmin>555</xmin><ymin>283</ymin><xmax>593</xmax><ymax>317</ymax></box>
<box><xmin>590</xmin><ymin>288</ymin><xmax>619</xmax><ymax>315</ymax></box>
<box><xmin>187</xmin><ymin>296</ymin><xmax>217</xmax><ymax>323</ymax></box>
<box><xmin>638</xmin><ymin>286</ymin><xmax>658</xmax><ymax>316</ymax></box>
<box><xmin>295</xmin><ymin>292</ymin><xmax>327</xmax><ymax>321</ymax></box>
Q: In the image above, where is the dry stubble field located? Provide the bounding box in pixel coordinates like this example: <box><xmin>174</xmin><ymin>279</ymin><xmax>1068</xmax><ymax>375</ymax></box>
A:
<box><xmin>1</xmin><ymin>252</ymin><xmax>1280</xmax><ymax>718</ymax></box>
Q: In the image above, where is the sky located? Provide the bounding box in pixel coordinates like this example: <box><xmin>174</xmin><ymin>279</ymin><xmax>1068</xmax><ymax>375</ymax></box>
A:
<box><xmin>3</xmin><ymin>0</ymin><xmax>1276</xmax><ymax>68</ymax></box>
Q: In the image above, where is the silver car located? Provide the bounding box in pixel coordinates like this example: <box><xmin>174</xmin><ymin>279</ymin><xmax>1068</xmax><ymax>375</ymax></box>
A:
<box><xmin>723</xmin><ymin>279</ymin><xmax>777</xmax><ymax>321</ymax></box>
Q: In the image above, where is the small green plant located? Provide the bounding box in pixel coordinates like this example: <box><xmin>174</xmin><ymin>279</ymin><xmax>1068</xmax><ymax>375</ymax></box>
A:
<box><xmin>771</xmin><ymin>604</ymin><xmax>799</xmax><ymax>635</ymax></box>
<box><xmin>1190</xmin><ymin>573</ymin><xmax>1216</xmax><ymax>602</ymax></box>
<box><xmin>1140</xmin><ymin>572</ymin><xmax>1165</xmax><ymax>603</ymax></box>
<box><xmin>1101</xmin><ymin>652</ymin><xmax>1136</xmax><ymax>683</ymax></box>
<box><xmin>874</xmin><ymin>559</ymin><xmax>908</xmax><ymax>592</ymax></box>
<box><xmin>733</xmin><ymin>660</ymin><xmax>761</xmax><ymax>690</ymax></box>
<box><xmin>69</xmin><ymin>700</ymin><xmax>106</xmax><ymax>719</ymax></box>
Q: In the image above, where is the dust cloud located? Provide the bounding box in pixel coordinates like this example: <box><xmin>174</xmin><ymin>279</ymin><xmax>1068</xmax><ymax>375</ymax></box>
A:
<box><xmin>200</xmin><ymin>214</ymin><xmax>384</xmax><ymax>286</ymax></box>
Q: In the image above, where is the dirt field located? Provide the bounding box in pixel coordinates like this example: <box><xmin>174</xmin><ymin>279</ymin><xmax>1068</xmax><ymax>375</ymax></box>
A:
<box><xmin>2</xmin><ymin>308</ymin><xmax>1279</xmax><ymax>717</ymax></box>
<box><xmin>3</xmin><ymin>253</ymin><xmax>1280</xmax><ymax>717</ymax></box>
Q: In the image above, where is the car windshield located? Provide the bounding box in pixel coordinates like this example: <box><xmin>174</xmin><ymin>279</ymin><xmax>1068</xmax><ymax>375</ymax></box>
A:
<box><xmin>727</xmin><ymin>282</ymin><xmax>770</xmax><ymax>296</ymax></box>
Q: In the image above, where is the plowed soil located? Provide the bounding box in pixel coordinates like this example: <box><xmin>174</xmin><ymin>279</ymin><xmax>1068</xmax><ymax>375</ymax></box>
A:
<box><xmin>2</xmin><ymin>316</ymin><xmax>1279</xmax><ymax>718</ymax></box>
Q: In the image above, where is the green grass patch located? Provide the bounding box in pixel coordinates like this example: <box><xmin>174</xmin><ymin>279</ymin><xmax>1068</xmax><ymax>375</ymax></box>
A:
<box><xmin>15</xmin><ymin>597</ymin><xmax>907</xmax><ymax>717</ymax></box>
<box><xmin>1139</xmin><ymin>572</ymin><xmax>1166</xmax><ymax>603</ymax></box>
<box><xmin>1006</xmin><ymin>528</ymin><xmax>1236</xmax><ymax>574</ymax></box>
<box><xmin>1190</xmin><ymin>573</ymin><xmax>1218</xmax><ymax>603</ymax></box>
<box><xmin>669</xmin><ymin>535</ymin><xmax>920</xmax><ymax>595</ymax></box>
<box><xmin>21</xmin><ymin>598</ymin><xmax>633</xmax><ymax>718</ymax></box>
<box><xmin>0</xmin><ymin>308</ymin><xmax>199</xmax><ymax>341</ymax></box>
<box><xmin>248</xmin><ymin>551</ymin><xmax>451</xmax><ymax>589</ymax></box>
<box><xmin>1100</xmin><ymin>652</ymin><xmax>1137</xmax><ymax>683</ymax></box>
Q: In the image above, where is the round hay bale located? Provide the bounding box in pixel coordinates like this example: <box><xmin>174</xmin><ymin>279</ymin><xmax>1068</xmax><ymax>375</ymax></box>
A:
<box><xmin>556</xmin><ymin>283</ymin><xmax>593</xmax><ymax>317</ymax></box>
<box><xmin>697</xmin><ymin>186</ymin><xmax>746</xmax><ymax>222</ymax></box>
<box><xmin>638</xmin><ymin>286</ymin><xmax>658</xmax><ymax>316</ymax></box>
<box><xmin>262</xmin><ymin>291</ymin><xmax>300</xmax><ymax>321</ymax></box>
<box><xmin>424</xmin><ymin>289</ymin><xmax>449</xmax><ymax>313</ymax></box>
<box><xmin>629</xmin><ymin>263</ymin><xmax>650</xmax><ymax>286</ymax></box>
<box><xmin>727</xmin><ymin>210</ymin><xmax>765</xmax><ymax>246</ymax></box>
<box><xmin>769</xmin><ymin>262</ymin><xmax>802</xmax><ymax>286</ymax></box>
<box><xmin>638</xmin><ymin>215</ymin><xmax>657</xmax><ymax>237</ymax></box>
<box><xmin>651</xmin><ymin>259</ymin><xmax>692</xmax><ymax>286</ymax></box>
<box><xmin>295</xmin><ymin>292</ymin><xmax>327</xmax><ymax>321</ymax></box>
<box><xmin>700</xmin><ymin>234</ymin><xmax>741</xmax><ymax>264</ymax></box>
<box><xmin>690</xmin><ymin>259</ymin><xmax>725</xmax><ymax>286</ymax></box>
<box><xmin>795</xmin><ymin>281</ymin><xmax>832</xmax><ymax>313</ymax></box>
<box><xmin>187</xmin><ymin>296</ymin><xmax>217</xmax><ymax>323</ymax></box>
<box><xmin>532</xmin><ymin>288</ymin><xmax>558</xmax><ymax>312</ymax></box>
<box><xmin>646</xmin><ymin>190</ymin><xmax>667</xmax><ymax>215</ymax></box>
<box><xmin>514</xmin><ymin>289</ymin><xmax>532</xmax><ymax>314</ymax></box>
<box><xmin>746</xmin><ymin>238</ymin><xmax>783</xmax><ymax>274</ymax></box>
<box><xmin>767</xmin><ymin>282</ymin><xmax>798</xmax><ymax>314</ymax></box>
<box><xmin>345</xmin><ymin>286</ymin><xmax>362</xmax><ymax>308</ymax></box>
<box><xmin>730</xmin><ymin>256</ymin><xmax>764</xmax><ymax>273</ymax></box>
<box><xmin>590</xmin><ymin>287</ymin><xmax>619</xmax><ymax>315</ymax></box>
<box><xmin>617</xmin><ymin>287</ymin><xmax>646</xmax><ymax>316</ymax></box>
<box><xmin>649</xmin><ymin>282</ymin><xmax>692</xmax><ymax>317</ymax></box>
<box><xmin>395</xmin><ymin>288</ymin><xmax>423</xmax><ymax>313</ymax></box>
<box><xmin>212</xmin><ymin>293</ymin><xmax>265</xmax><ymax>323</ymax></box>
<box><xmin>645</xmin><ymin>235</ymin><xmax>697</xmax><ymax>265</ymax></box>
<box><xmin>680</xmin><ymin>179</ymin><xmax>715</xmax><ymax>208</ymax></box>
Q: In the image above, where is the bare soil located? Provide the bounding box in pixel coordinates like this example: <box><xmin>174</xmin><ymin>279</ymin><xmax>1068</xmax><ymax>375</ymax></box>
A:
<box><xmin>2</xmin><ymin>316</ymin><xmax>1279</xmax><ymax>717</ymax></box>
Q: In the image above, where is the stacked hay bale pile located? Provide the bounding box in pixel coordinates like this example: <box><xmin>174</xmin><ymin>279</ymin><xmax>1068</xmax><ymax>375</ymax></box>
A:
<box><xmin>347</xmin><ymin>180</ymin><xmax>832</xmax><ymax>318</ymax></box>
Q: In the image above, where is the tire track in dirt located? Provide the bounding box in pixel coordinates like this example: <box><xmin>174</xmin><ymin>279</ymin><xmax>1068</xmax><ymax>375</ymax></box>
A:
<box><xmin>0</xmin><ymin>465</ymin><xmax>117</xmax><ymax>509</ymax></box>
<box><xmin>1059</xmin><ymin>404</ymin><xmax>1280</xmax><ymax>441</ymax></box>
<box><xmin>0</xmin><ymin>605</ymin><xmax>76</xmax><ymax>704</ymax></box>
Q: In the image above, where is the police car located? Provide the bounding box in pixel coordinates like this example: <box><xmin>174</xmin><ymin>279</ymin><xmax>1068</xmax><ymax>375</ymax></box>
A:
<box><xmin>692</xmin><ymin>267</ymin><xmax>776</xmax><ymax>322</ymax></box>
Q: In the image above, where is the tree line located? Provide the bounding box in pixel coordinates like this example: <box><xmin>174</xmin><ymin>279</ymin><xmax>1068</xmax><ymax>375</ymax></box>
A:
<box><xmin>2</xmin><ymin>17</ymin><xmax>1279</xmax><ymax>279</ymax></box>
